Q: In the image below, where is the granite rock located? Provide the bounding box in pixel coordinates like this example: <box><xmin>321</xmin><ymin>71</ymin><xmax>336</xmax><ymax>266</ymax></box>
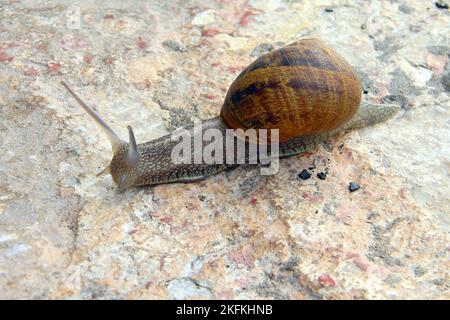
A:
<box><xmin>0</xmin><ymin>0</ymin><xmax>448</xmax><ymax>299</ymax></box>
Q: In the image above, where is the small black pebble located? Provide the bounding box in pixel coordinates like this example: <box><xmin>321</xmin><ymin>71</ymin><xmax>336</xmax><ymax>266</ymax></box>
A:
<box><xmin>435</xmin><ymin>1</ymin><xmax>449</xmax><ymax>9</ymax></box>
<box><xmin>325</xmin><ymin>8</ymin><xmax>334</xmax><ymax>12</ymax></box>
<box><xmin>363</xmin><ymin>90</ymin><xmax>369</xmax><ymax>94</ymax></box>
<box><xmin>317</xmin><ymin>172</ymin><xmax>327</xmax><ymax>180</ymax></box>
<box><xmin>298</xmin><ymin>169</ymin><xmax>311</xmax><ymax>180</ymax></box>
<box><xmin>349</xmin><ymin>182</ymin><xmax>360</xmax><ymax>192</ymax></box>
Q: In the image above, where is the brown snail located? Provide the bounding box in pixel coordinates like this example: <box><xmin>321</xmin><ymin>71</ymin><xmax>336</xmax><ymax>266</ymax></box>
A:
<box><xmin>61</xmin><ymin>38</ymin><xmax>399</xmax><ymax>191</ymax></box>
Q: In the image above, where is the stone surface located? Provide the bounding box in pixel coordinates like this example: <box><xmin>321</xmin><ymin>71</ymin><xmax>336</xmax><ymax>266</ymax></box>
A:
<box><xmin>0</xmin><ymin>0</ymin><xmax>449</xmax><ymax>299</ymax></box>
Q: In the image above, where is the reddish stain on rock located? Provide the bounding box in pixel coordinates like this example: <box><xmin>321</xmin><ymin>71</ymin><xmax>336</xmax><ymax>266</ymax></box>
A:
<box><xmin>426</xmin><ymin>53</ymin><xmax>448</xmax><ymax>74</ymax></box>
<box><xmin>23</xmin><ymin>67</ymin><xmax>38</xmax><ymax>76</ymax></box>
<box><xmin>345</xmin><ymin>252</ymin><xmax>359</xmax><ymax>259</ymax></box>
<box><xmin>171</xmin><ymin>220</ymin><xmax>190</xmax><ymax>235</ymax></box>
<box><xmin>83</xmin><ymin>54</ymin><xmax>93</xmax><ymax>64</ymax></box>
<box><xmin>211</xmin><ymin>62</ymin><xmax>221</xmax><ymax>67</ymax></box>
<box><xmin>0</xmin><ymin>50</ymin><xmax>13</xmax><ymax>63</ymax></box>
<box><xmin>47</xmin><ymin>62</ymin><xmax>61</xmax><ymax>73</ymax></box>
<box><xmin>0</xmin><ymin>42</ymin><xmax>18</xmax><ymax>49</ymax></box>
<box><xmin>249</xmin><ymin>198</ymin><xmax>257</xmax><ymax>205</ymax></box>
<box><xmin>201</xmin><ymin>28</ymin><xmax>221</xmax><ymax>37</ymax></box>
<box><xmin>104</xmin><ymin>14</ymin><xmax>114</xmax><ymax>19</ymax></box>
<box><xmin>399</xmin><ymin>188</ymin><xmax>408</xmax><ymax>199</ymax></box>
<box><xmin>363</xmin><ymin>190</ymin><xmax>373</xmax><ymax>197</ymax></box>
<box><xmin>194</xmin><ymin>39</ymin><xmax>212</xmax><ymax>48</ymax></box>
<box><xmin>136</xmin><ymin>36</ymin><xmax>148</xmax><ymax>49</ymax></box>
<box><xmin>353</xmin><ymin>258</ymin><xmax>370</xmax><ymax>271</ymax></box>
<box><xmin>203</xmin><ymin>94</ymin><xmax>216</xmax><ymax>100</ymax></box>
<box><xmin>214</xmin><ymin>290</ymin><xmax>233</xmax><ymax>300</ymax></box>
<box><xmin>302</xmin><ymin>192</ymin><xmax>324</xmax><ymax>203</ymax></box>
<box><xmin>318</xmin><ymin>274</ymin><xmax>336</xmax><ymax>287</ymax></box>
<box><xmin>239</xmin><ymin>11</ymin><xmax>259</xmax><ymax>27</ymax></box>
<box><xmin>159</xmin><ymin>256</ymin><xmax>166</xmax><ymax>270</ymax></box>
<box><xmin>61</xmin><ymin>36</ymin><xmax>88</xmax><ymax>50</ymax></box>
<box><xmin>36</xmin><ymin>43</ymin><xmax>48</xmax><ymax>52</ymax></box>
<box><xmin>159</xmin><ymin>217</ymin><xmax>172</xmax><ymax>224</ymax></box>
<box><xmin>104</xmin><ymin>57</ymin><xmax>114</xmax><ymax>65</ymax></box>
<box><xmin>148</xmin><ymin>210</ymin><xmax>160</xmax><ymax>217</ymax></box>
<box><xmin>229</xmin><ymin>244</ymin><xmax>255</xmax><ymax>268</ymax></box>
<box><xmin>228</xmin><ymin>66</ymin><xmax>241</xmax><ymax>73</ymax></box>
<box><xmin>127</xmin><ymin>229</ymin><xmax>137</xmax><ymax>236</ymax></box>
<box><xmin>346</xmin><ymin>252</ymin><xmax>369</xmax><ymax>271</ymax></box>
<box><xmin>144</xmin><ymin>280</ymin><xmax>153</xmax><ymax>289</ymax></box>
<box><xmin>335</xmin><ymin>205</ymin><xmax>355</xmax><ymax>225</ymax></box>
<box><xmin>369</xmin><ymin>265</ymin><xmax>387</xmax><ymax>280</ymax></box>
<box><xmin>341</xmin><ymin>147</ymin><xmax>353</xmax><ymax>160</ymax></box>
<box><xmin>373</xmin><ymin>81</ymin><xmax>389</xmax><ymax>96</ymax></box>
<box><xmin>326</xmin><ymin>247</ymin><xmax>344</xmax><ymax>260</ymax></box>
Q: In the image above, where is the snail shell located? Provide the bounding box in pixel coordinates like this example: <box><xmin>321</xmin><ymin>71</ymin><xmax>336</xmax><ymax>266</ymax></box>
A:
<box><xmin>220</xmin><ymin>38</ymin><xmax>362</xmax><ymax>142</ymax></box>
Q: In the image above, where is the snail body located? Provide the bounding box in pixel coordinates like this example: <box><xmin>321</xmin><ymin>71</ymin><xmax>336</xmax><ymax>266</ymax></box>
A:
<box><xmin>61</xmin><ymin>39</ymin><xmax>399</xmax><ymax>191</ymax></box>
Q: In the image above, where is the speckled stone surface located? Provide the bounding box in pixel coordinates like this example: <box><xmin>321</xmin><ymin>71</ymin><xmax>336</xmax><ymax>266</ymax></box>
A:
<box><xmin>0</xmin><ymin>0</ymin><xmax>449</xmax><ymax>299</ymax></box>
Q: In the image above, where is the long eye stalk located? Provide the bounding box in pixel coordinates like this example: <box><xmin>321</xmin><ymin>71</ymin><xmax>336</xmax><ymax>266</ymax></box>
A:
<box><xmin>61</xmin><ymin>81</ymin><xmax>123</xmax><ymax>153</ymax></box>
<box><xmin>126</xmin><ymin>125</ymin><xmax>139</xmax><ymax>167</ymax></box>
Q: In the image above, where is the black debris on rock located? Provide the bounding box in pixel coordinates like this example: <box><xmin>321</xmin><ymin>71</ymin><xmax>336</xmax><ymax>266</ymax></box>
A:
<box><xmin>317</xmin><ymin>172</ymin><xmax>327</xmax><ymax>180</ymax></box>
<box><xmin>325</xmin><ymin>8</ymin><xmax>334</xmax><ymax>12</ymax></box>
<box><xmin>298</xmin><ymin>169</ymin><xmax>311</xmax><ymax>180</ymax></box>
<box><xmin>349</xmin><ymin>182</ymin><xmax>361</xmax><ymax>192</ymax></box>
<box><xmin>435</xmin><ymin>1</ymin><xmax>449</xmax><ymax>9</ymax></box>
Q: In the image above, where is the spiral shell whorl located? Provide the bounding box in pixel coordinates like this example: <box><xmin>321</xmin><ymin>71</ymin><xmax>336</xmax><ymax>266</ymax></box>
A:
<box><xmin>220</xmin><ymin>39</ymin><xmax>362</xmax><ymax>142</ymax></box>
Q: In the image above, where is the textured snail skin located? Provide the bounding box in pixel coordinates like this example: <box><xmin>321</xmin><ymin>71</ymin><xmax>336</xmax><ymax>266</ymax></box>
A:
<box><xmin>111</xmin><ymin>102</ymin><xmax>399</xmax><ymax>189</ymax></box>
<box><xmin>61</xmin><ymin>38</ymin><xmax>400</xmax><ymax>191</ymax></box>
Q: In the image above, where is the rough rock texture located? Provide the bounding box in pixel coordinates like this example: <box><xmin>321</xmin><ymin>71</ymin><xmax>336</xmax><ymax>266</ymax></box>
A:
<box><xmin>0</xmin><ymin>0</ymin><xmax>449</xmax><ymax>299</ymax></box>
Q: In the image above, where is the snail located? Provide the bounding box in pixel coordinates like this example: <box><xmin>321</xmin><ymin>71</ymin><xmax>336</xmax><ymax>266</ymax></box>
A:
<box><xmin>61</xmin><ymin>38</ymin><xmax>399</xmax><ymax>191</ymax></box>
